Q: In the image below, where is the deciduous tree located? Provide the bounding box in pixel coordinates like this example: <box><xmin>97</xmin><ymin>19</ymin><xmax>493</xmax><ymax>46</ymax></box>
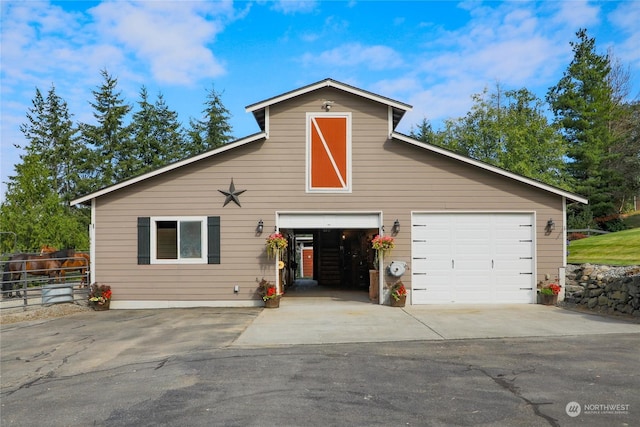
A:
<box><xmin>426</xmin><ymin>85</ymin><xmax>567</xmax><ymax>188</ymax></box>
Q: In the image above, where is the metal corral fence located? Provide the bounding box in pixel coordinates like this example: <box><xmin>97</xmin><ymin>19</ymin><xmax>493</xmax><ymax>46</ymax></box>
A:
<box><xmin>567</xmin><ymin>228</ymin><xmax>611</xmax><ymax>236</ymax></box>
<box><xmin>0</xmin><ymin>253</ymin><xmax>90</xmax><ymax>311</ymax></box>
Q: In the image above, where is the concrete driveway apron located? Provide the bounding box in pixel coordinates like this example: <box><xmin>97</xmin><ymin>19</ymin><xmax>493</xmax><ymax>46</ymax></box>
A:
<box><xmin>231</xmin><ymin>295</ymin><xmax>640</xmax><ymax>347</ymax></box>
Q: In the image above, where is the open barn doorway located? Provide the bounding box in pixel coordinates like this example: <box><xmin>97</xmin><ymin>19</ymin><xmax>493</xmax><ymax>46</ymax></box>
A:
<box><xmin>279</xmin><ymin>228</ymin><xmax>378</xmax><ymax>299</ymax></box>
<box><xmin>277</xmin><ymin>212</ymin><xmax>382</xmax><ymax>301</ymax></box>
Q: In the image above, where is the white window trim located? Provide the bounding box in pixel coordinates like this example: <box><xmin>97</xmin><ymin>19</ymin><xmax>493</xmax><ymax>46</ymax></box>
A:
<box><xmin>306</xmin><ymin>112</ymin><xmax>352</xmax><ymax>193</ymax></box>
<box><xmin>150</xmin><ymin>216</ymin><xmax>208</xmax><ymax>264</ymax></box>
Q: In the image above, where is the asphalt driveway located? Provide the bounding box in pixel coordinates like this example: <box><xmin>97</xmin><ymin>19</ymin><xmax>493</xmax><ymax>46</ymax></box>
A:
<box><xmin>1</xmin><ymin>301</ymin><xmax>639</xmax><ymax>426</ymax></box>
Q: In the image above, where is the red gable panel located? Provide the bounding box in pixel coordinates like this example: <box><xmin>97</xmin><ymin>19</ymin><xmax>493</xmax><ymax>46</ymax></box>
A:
<box><xmin>310</xmin><ymin>116</ymin><xmax>347</xmax><ymax>189</ymax></box>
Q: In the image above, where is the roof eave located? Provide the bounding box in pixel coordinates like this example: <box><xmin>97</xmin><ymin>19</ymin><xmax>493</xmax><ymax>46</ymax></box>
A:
<box><xmin>70</xmin><ymin>132</ymin><xmax>267</xmax><ymax>206</ymax></box>
<box><xmin>246</xmin><ymin>78</ymin><xmax>412</xmax><ymax>113</ymax></box>
<box><xmin>391</xmin><ymin>132</ymin><xmax>588</xmax><ymax>205</ymax></box>
<box><xmin>246</xmin><ymin>78</ymin><xmax>412</xmax><ymax>134</ymax></box>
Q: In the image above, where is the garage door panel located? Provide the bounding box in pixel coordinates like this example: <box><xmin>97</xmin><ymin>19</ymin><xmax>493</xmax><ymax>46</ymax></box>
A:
<box><xmin>496</xmin><ymin>258</ymin><xmax>533</xmax><ymax>272</ymax></box>
<box><xmin>455</xmin><ymin>259</ymin><xmax>491</xmax><ymax>272</ymax></box>
<box><xmin>494</xmin><ymin>273</ymin><xmax>534</xmax><ymax>288</ymax></box>
<box><xmin>452</xmin><ymin>270</ymin><xmax>493</xmax><ymax>303</ymax></box>
<box><xmin>412</xmin><ymin>213</ymin><xmax>535</xmax><ymax>304</ymax></box>
<box><xmin>495</xmin><ymin>246</ymin><xmax>532</xmax><ymax>257</ymax></box>
<box><xmin>412</xmin><ymin>272</ymin><xmax>452</xmax><ymax>304</ymax></box>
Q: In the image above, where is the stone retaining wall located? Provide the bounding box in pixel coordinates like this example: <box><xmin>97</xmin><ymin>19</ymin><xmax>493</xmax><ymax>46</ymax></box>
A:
<box><xmin>564</xmin><ymin>264</ymin><xmax>640</xmax><ymax>317</ymax></box>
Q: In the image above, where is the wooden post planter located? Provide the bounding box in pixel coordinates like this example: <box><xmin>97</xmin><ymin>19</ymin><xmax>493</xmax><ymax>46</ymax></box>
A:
<box><xmin>264</xmin><ymin>297</ymin><xmax>280</xmax><ymax>308</ymax></box>
<box><xmin>390</xmin><ymin>295</ymin><xmax>406</xmax><ymax>307</ymax></box>
<box><xmin>539</xmin><ymin>294</ymin><xmax>558</xmax><ymax>306</ymax></box>
<box><xmin>92</xmin><ymin>300</ymin><xmax>110</xmax><ymax>311</ymax></box>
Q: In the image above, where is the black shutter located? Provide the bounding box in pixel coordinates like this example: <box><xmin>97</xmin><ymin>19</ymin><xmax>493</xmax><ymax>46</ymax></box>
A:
<box><xmin>207</xmin><ymin>216</ymin><xmax>220</xmax><ymax>264</ymax></box>
<box><xmin>137</xmin><ymin>217</ymin><xmax>151</xmax><ymax>265</ymax></box>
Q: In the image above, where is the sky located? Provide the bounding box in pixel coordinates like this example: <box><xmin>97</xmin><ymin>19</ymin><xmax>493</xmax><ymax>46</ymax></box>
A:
<box><xmin>1</xmin><ymin>0</ymin><xmax>639</xmax><ymax>201</ymax></box>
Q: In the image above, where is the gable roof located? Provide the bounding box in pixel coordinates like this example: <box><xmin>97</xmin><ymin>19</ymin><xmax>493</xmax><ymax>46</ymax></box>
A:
<box><xmin>71</xmin><ymin>132</ymin><xmax>267</xmax><ymax>205</ymax></box>
<box><xmin>391</xmin><ymin>132</ymin><xmax>588</xmax><ymax>204</ymax></box>
<box><xmin>246</xmin><ymin>78</ymin><xmax>412</xmax><ymax>132</ymax></box>
<box><xmin>71</xmin><ymin>79</ymin><xmax>587</xmax><ymax>206</ymax></box>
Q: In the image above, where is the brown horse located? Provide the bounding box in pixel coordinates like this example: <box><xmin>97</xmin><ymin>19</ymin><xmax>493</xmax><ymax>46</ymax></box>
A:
<box><xmin>2</xmin><ymin>248</ymin><xmax>74</xmax><ymax>298</ymax></box>
<box><xmin>40</xmin><ymin>245</ymin><xmax>90</xmax><ymax>286</ymax></box>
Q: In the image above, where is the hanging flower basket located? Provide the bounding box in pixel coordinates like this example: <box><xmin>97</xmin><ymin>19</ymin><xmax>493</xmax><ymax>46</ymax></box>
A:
<box><xmin>266</xmin><ymin>232</ymin><xmax>288</xmax><ymax>259</ymax></box>
<box><xmin>371</xmin><ymin>234</ymin><xmax>395</xmax><ymax>266</ymax></box>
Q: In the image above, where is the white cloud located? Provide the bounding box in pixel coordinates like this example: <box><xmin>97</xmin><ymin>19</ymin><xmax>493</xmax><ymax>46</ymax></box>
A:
<box><xmin>271</xmin><ymin>1</ymin><xmax>318</xmax><ymax>15</ymax></box>
<box><xmin>0</xmin><ymin>0</ymin><xmax>241</xmax><ymax>198</ymax></box>
<box><xmin>377</xmin><ymin>1</ymin><xmax>602</xmax><ymax>132</ymax></box>
<box><xmin>373</xmin><ymin>77</ymin><xmax>421</xmax><ymax>97</ymax></box>
<box><xmin>302</xmin><ymin>43</ymin><xmax>403</xmax><ymax>70</ymax></box>
<box><xmin>608</xmin><ymin>2</ymin><xmax>640</xmax><ymax>71</ymax></box>
<box><xmin>89</xmin><ymin>1</ymin><xmax>228</xmax><ymax>85</ymax></box>
<box><xmin>551</xmin><ymin>0</ymin><xmax>600</xmax><ymax>29</ymax></box>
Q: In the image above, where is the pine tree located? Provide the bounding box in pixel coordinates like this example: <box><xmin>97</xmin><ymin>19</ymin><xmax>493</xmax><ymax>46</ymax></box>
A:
<box><xmin>1</xmin><ymin>86</ymin><xmax>89</xmax><ymax>251</ymax></box>
<box><xmin>410</xmin><ymin>117</ymin><xmax>437</xmax><ymax>145</ymax></box>
<box><xmin>546</xmin><ymin>29</ymin><xmax>618</xmax><ymax>224</ymax></box>
<box><xmin>130</xmin><ymin>87</ymin><xmax>186</xmax><ymax>175</ymax></box>
<box><xmin>186</xmin><ymin>84</ymin><xmax>233</xmax><ymax>155</ymax></box>
<box><xmin>80</xmin><ymin>69</ymin><xmax>133</xmax><ymax>187</ymax></box>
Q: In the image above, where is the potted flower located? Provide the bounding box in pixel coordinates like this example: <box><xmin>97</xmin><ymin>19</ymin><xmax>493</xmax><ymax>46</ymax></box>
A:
<box><xmin>266</xmin><ymin>232</ymin><xmax>288</xmax><ymax>259</ymax></box>
<box><xmin>539</xmin><ymin>283</ymin><xmax>561</xmax><ymax>305</ymax></box>
<box><xmin>389</xmin><ymin>282</ymin><xmax>407</xmax><ymax>307</ymax></box>
<box><xmin>257</xmin><ymin>278</ymin><xmax>281</xmax><ymax>308</ymax></box>
<box><xmin>89</xmin><ymin>283</ymin><xmax>112</xmax><ymax>311</ymax></box>
<box><xmin>371</xmin><ymin>234</ymin><xmax>395</xmax><ymax>266</ymax></box>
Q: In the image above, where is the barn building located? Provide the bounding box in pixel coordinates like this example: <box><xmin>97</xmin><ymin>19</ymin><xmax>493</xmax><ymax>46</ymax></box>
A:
<box><xmin>71</xmin><ymin>79</ymin><xmax>587</xmax><ymax>308</ymax></box>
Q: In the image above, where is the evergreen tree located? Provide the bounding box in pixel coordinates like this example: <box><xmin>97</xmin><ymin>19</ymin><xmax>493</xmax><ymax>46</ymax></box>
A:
<box><xmin>130</xmin><ymin>87</ymin><xmax>186</xmax><ymax>175</ymax></box>
<box><xmin>1</xmin><ymin>87</ymin><xmax>89</xmax><ymax>252</ymax></box>
<box><xmin>186</xmin><ymin>84</ymin><xmax>233</xmax><ymax>155</ymax></box>
<box><xmin>546</xmin><ymin>29</ymin><xmax>618</xmax><ymax>224</ymax></box>
<box><xmin>410</xmin><ymin>117</ymin><xmax>437</xmax><ymax>145</ymax></box>
<box><xmin>19</xmin><ymin>85</ymin><xmax>89</xmax><ymax>205</ymax></box>
<box><xmin>80</xmin><ymin>69</ymin><xmax>133</xmax><ymax>187</ymax></box>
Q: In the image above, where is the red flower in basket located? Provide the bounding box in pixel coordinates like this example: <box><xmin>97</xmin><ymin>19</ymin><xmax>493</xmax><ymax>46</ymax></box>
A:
<box><xmin>540</xmin><ymin>283</ymin><xmax>561</xmax><ymax>295</ymax></box>
<box><xmin>89</xmin><ymin>284</ymin><xmax>112</xmax><ymax>305</ymax></box>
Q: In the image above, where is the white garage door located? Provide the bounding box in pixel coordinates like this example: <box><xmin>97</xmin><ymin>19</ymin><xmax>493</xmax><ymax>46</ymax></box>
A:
<box><xmin>411</xmin><ymin>213</ymin><xmax>535</xmax><ymax>304</ymax></box>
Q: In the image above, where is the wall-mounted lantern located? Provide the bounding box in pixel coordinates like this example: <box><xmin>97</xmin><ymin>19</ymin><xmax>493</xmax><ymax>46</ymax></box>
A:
<box><xmin>546</xmin><ymin>218</ymin><xmax>556</xmax><ymax>233</ymax></box>
<box><xmin>392</xmin><ymin>219</ymin><xmax>400</xmax><ymax>235</ymax></box>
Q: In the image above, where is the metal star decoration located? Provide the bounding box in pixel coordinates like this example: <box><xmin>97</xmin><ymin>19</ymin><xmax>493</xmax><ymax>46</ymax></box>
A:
<box><xmin>218</xmin><ymin>178</ymin><xmax>246</xmax><ymax>207</ymax></box>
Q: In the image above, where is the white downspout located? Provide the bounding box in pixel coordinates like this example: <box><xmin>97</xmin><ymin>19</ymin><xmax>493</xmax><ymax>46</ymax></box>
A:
<box><xmin>378</xmin><ymin>219</ymin><xmax>385</xmax><ymax>305</ymax></box>
<box><xmin>559</xmin><ymin>197</ymin><xmax>567</xmax><ymax>301</ymax></box>
<box><xmin>90</xmin><ymin>198</ymin><xmax>96</xmax><ymax>285</ymax></box>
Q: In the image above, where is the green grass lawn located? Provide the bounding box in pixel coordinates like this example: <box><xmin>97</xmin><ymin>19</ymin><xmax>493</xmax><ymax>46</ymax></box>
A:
<box><xmin>568</xmin><ymin>227</ymin><xmax>640</xmax><ymax>266</ymax></box>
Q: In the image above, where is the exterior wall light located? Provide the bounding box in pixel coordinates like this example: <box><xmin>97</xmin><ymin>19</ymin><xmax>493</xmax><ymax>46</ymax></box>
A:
<box><xmin>393</xmin><ymin>219</ymin><xmax>400</xmax><ymax>234</ymax></box>
<box><xmin>257</xmin><ymin>219</ymin><xmax>264</xmax><ymax>235</ymax></box>
<box><xmin>546</xmin><ymin>218</ymin><xmax>555</xmax><ymax>232</ymax></box>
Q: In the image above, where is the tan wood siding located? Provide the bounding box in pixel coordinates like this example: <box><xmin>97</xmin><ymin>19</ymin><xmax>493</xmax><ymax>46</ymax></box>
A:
<box><xmin>93</xmin><ymin>87</ymin><xmax>565</xmax><ymax>302</ymax></box>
